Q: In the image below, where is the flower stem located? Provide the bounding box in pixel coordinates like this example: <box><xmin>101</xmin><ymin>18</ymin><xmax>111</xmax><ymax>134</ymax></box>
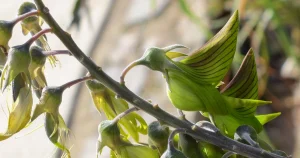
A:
<box><xmin>120</xmin><ymin>60</ymin><xmax>141</xmax><ymax>85</ymax></box>
<box><xmin>42</xmin><ymin>50</ymin><xmax>71</xmax><ymax>56</ymax></box>
<box><xmin>10</xmin><ymin>10</ymin><xmax>39</xmax><ymax>26</ymax></box>
<box><xmin>24</xmin><ymin>28</ymin><xmax>52</xmax><ymax>46</ymax></box>
<box><xmin>111</xmin><ymin>107</ymin><xmax>138</xmax><ymax>124</ymax></box>
<box><xmin>168</xmin><ymin>128</ymin><xmax>186</xmax><ymax>146</ymax></box>
<box><xmin>60</xmin><ymin>75</ymin><xmax>93</xmax><ymax>91</ymax></box>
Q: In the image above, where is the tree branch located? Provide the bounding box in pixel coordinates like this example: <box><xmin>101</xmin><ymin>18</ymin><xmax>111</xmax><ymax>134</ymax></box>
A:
<box><xmin>33</xmin><ymin>0</ymin><xmax>285</xmax><ymax>157</ymax></box>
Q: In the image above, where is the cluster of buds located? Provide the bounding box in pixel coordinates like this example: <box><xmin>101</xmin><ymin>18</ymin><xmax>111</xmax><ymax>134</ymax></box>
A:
<box><xmin>0</xmin><ymin>2</ymin><xmax>72</xmax><ymax>157</ymax></box>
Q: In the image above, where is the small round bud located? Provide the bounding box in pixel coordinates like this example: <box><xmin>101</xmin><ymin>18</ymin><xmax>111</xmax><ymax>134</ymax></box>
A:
<box><xmin>148</xmin><ymin>121</ymin><xmax>170</xmax><ymax>153</ymax></box>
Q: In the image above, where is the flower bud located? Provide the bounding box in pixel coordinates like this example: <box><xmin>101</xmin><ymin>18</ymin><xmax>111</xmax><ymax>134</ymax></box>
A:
<box><xmin>0</xmin><ymin>44</ymin><xmax>31</xmax><ymax>91</ymax></box>
<box><xmin>29</xmin><ymin>46</ymin><xmax>47</xmax><ymax>89</ymax></box>
<box><xmin>148</xmin><ymin>121</ymin><xmax>170</xmax><ymax>154</ymax></box>
<box><xmin>45</xmin><ymin>113</ymin><xmax>70</xmax><ymax>157</ymax></box>
<box><xmin>31</xmin><ymin>86</ymin><xmax>63</xmax><ymax>121</ymax></box>
<box><xmin>161</xmin><ymin>145</ymin><xmax>187</xmax><ymax>158</ymax></box>
<box><xmin>198</xmin><ymin>142</ymin><xmax>224</xmax><ymax>158</ymax></box>
<box><xmin>97</xmin><ymin>120</ymin><xmax>124</xmax><ymax>154</ymax></box>
<box><xmin>97</xmin><ymin>120</ymin><xmax>159</xmax><ymax>158</ymax></box>
<box><xmin>0</xmin><ymin>74</ymin><xmax>32</xmax><ymax>141</ymax></box>
<box><xmin>234</xmin><ymin>125</ymin><xmax>259</xmax><ymax>147</ymax></box>
<box><xmin>18</xmin><ymin>2</ymin><xmax>58</xmax><ymax>66</ymax></box>
<box><xmin>179</xmin><ymin>134</ymin><xmax>204</xmax><ymax>158</ymax></box>
<box><xmin>86</xmin><ymin>79</ymin><xmax>147</xmax><ymax>142</ymax></box>
<box><xmin>0</xmin><ymin>20</ymin><xmax>13</xmax><ymax>52</ymax></box>
<box><xmin>18</xmin><ymin>2</ymin><xmax>41</xmax><ymax>36</ymax></box>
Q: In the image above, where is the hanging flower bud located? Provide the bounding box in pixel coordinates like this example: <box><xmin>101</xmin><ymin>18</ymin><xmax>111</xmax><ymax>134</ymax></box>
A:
<box><xmin>0</xmin><ymin>20</ymin><xmax>13</xmax><ymax>53</ymax></box>
<box><xmin>148</xmin><ymin>121</ymin><xmax>170</xmax><ymax>154</ymax></box>
<box><xmin>31</xmin><ymin>86</ymin><xmax>63</xmax><ymax>121</ymax></box>
<box><xmin>29</xmin><ymin>45</ymin><xmax>47</xmax><ymax>98</ymax></box>
<box><xmin>0</xmin><ymin>43</ymin><xmax>32</xmax><ymax>91</ymax></box>
<box><xmin>45</xmin><ymin>113</ymin><xmax>70</xmax><ymax>158</ymax></box>
<box><xmin>86</xmin><ymin>79</ymin><xmax>147</xmax><ymax>142</ymax></box>
<box><xmin>97</xmin><ymin>120</ymin><xmax>159</xmax><ymax>158</ymax></box>
<box><xmin>0</xmin><ymin>28</ymin><xmax>51</xmax><ymax>92</ymax></box>
<box><xmin>234</xmin><ymin>125</ymin><xmax>259</xmax><ymax>148</ymax></box>
<box><xmin>97</xmin><ymin>120</ymin><xmax>124</xmax><ymax>154</ymax></box>
<box><xmin>0</xmin><ymin>5</ymin><xmax>39</xmax><ymax>67</ymax></box>
<box><xmin>0</xmin><ymin>48</ymin><xmax>7</xmax><ymax>67</ymax></box>
<box><xmin>0</xmin><ymin>74</ymin><xmax>32</xmax><ymax>141</ymax></box>
<box><xmin>161</xmin><ymin>146</ymin><xmax>187</xmax><ymax>158</ymax></box>
<box><xmin>18</xmin><ymin>2</ymin><xmax>58</xmax><ymax>66</ymax></box>
<box><xmin>29</xmin><ymin>46</ymin><xmax>47</xmax><ymax>87</ymax></box>
<box><xmin>198</xmin><ymin>142</ymin><xmax>224</xmax><ymax>158</ymax></box>
<box><xmin>179</xmin><ymin>133</ymin><xmax>204</xmax><ymax>158</ymax></box>
<box><xmin>31</xmin><ymin>76</ymin><xmax>91</xmax><ymax>157</ymax></box>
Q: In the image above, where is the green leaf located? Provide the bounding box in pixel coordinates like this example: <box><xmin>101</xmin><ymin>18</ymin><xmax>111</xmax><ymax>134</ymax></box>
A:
<box><xmin>179</xmin><ymin>11</ymin><xmax>239</xmax><ymax>86</ymax></box>
<box><xmin>221</xmin><ymin>49</ymin><xmax>258</xmax><ymax>99</ymax></box>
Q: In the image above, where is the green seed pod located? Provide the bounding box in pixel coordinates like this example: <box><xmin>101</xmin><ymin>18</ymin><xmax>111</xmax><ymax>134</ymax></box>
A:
<box><xmin>0</xmin><ymin>44</ymin><xmax>31</xmax><ymax>91</ymax></box>
<box><xmin>234</xmin><ymin>125</ymin><xmax>259</xmax><ymax>148</ymax></box>
<box><xmin>86</xmin><ymin>79</ymin><xmax>148</xmax><ymax>142</ymax></box>
<box><xmin>148</xmin><ymin>121</ymin><xmax>170</xmax><ymax>154</ymax></box>
<box><xmin>179</xmin><ymin>134</ymin><xmax>204</xmax><ymax>158</ymax></box>
<box><xmin>0</xmin><ymin>74</ymin><xmax>32</xmax><ymax>141</ymax></box>
<box><xmin>31</xmin><ymin>86</ymin><xmax>63</xmax><ymax>121</ymax></box>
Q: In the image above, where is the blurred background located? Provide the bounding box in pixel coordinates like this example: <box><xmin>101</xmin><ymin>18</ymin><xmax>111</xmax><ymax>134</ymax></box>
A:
<box><xmin>0</xmin><ymin>0</ymin><xmax>299</xmax><ymax>157</ymax></box>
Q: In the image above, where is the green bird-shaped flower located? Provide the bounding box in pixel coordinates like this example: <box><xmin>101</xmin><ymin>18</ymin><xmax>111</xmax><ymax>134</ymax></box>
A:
<box><xmin>121</xmin><ymin>11</ymin><xmax>280</xmax><ymax>137</ymax></box>
<box><xmin>18</xmin><ymin>2</ymin><xmax>58</xmax><ymax>66</ymax></box>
